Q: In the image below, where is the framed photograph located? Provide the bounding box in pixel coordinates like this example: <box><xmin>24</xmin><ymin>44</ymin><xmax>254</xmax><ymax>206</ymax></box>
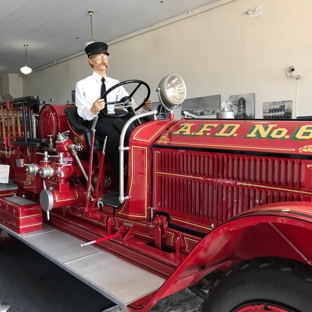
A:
<box><xmin>181</xmin><ymin>94</ymin><xmax>221</xmax><ymax>117</ymax></box>
<box><xmin>152</xmin><ymin>95</ymin><xmax>221</xmax><ymax>119</ymax></box>
<box><xmin>229</xmin><ymin>93</ymin><xmax>255</xmax><ymax>119</ymax></box>
<box><xmin>263</xmin><ymin>100</ymin><xmax>292</xmax><ymax>119</ymax></box>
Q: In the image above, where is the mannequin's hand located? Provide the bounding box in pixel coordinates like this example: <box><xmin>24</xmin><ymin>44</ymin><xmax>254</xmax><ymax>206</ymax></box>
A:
<box><xmin>143</xmin><ymin>99</ymin><xmax>152</xmax><ymax>111</ymax></box>
<box><xmin>91</xmin><ymin>97</ymin><xmax>105</xmax><ymax>114</ymax></box>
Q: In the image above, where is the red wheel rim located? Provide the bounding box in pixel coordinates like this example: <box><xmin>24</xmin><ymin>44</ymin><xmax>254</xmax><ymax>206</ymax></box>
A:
<box><xmin>236</xmin><ymin>303</ymin><xmax>293</xmax><ymax>312</ymax></box>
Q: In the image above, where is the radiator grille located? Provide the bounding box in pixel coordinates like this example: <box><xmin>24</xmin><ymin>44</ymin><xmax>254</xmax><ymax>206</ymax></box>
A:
<box><xmin>155</xmin><ymin>150</ymin><xmax>307</xmax><ymax>223</ymax></box>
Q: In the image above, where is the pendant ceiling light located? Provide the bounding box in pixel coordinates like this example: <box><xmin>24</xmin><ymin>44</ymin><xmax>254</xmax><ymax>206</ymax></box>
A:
<box><xmin>20</xmin><ymin>44</ymin><xmax>32</xmax><ymax>75</ymax></box>
<box><xmin>85</xmin><ymin>11</ymin><xmax>95</xmax><ymax>46</ymax></box>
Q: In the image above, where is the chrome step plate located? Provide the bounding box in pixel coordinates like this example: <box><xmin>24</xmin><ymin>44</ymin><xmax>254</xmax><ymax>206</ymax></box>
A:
<box><xmin>0</xmin><ymin>223</ymin><xmax>165</xmax><ymax>309</ymax></box>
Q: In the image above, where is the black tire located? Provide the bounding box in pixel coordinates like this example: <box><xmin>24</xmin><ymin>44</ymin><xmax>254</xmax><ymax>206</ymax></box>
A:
<box><xmin>203</xmin><ymin>258</ymin><xmax>312</xmax><ymax>312</ymax></box>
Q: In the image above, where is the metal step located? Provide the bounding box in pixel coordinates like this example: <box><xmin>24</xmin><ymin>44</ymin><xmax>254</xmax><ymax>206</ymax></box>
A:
<box><xmin>0</xmin><ymin>223</ymin><xmax>165</xmax><ymax>310</ymax></box>
<box><xmin>100</xmin><ymin>192</ymin><xmax>121</xmax><ymax>208</ymax></box>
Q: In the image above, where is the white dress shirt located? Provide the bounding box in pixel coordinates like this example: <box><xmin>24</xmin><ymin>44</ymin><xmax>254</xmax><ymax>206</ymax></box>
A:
<box><xmin>75</xmin><ymin>71</ymin><xmax>145</xmax><ymax>121</ymax></box>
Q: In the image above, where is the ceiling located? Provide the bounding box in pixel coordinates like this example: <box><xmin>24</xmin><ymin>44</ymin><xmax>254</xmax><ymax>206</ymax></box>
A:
<box><xmin>0</xmin><ymin>0</ymin><xmax>227</xmax><ymax>77</ymax></box>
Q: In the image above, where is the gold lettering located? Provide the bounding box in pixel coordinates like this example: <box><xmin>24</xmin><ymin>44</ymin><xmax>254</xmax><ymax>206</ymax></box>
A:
<box><xmin>270</xmin><ymin>128</ymin><xmax>288</xmax><ymax>139</ymax></box>
<box><xmin>194</xmin><ymin>124</ymin><xmax>218</xmax><ymax>136</ymax></box>
<box><xmin>245</xmin><ymin>124</ymin><xmax>277</xmax><ymax>138</ymax></box>
<box><xmin>172</xmin><ymin>124</ymin><xmax>195</xmax><ymax>135</ymax></box>
<box><xmin>295</xmin><ymin>126</ymin><xmax>312</xmax><ymax>140</ymax></box>
<box><xmin>214</xmin><ymin>124</ymin><xmax>240</xmax><ymax>137</ymax></box>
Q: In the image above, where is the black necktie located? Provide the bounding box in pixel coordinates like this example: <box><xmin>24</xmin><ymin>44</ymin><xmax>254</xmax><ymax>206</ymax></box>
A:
<box><xmin>101</xmin><ymin>77</ymin><xmax>106</xmax><ymax>101</ymax></box>
<box><xmin>101</xmin><ymin>77</ymin><xmax>107</xmax><ymax>114</ymax></box>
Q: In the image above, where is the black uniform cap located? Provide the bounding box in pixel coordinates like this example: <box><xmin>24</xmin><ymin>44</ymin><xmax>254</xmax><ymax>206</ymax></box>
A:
<box><xmin>85</xmin><ymin>42</ymin><xmax>110</xmax><ymax>57</ymax></box>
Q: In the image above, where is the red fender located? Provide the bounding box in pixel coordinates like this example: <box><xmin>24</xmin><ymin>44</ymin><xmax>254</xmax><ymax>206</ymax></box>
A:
<box><xmin>133</xmin><ymin>201</ymin><xmax>312</xmax><ymax>311</ymax></box>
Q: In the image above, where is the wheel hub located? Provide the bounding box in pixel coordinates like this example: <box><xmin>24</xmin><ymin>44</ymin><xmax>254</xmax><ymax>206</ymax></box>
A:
<box><xmin>237</xmin><ymin>304</ymin><xmax>293</xmax><ymax>312</ymax></box>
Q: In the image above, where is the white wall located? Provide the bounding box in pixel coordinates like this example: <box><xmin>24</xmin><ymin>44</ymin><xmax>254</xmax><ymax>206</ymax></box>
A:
<box><xmin>1</xmin><ymin>74</ymin><xmax>23</xmax><ymax>100</ymax></box>
<box><xmin>23</xmin><ymin>0</ymin><xmax>312</xmax><ymax>117</ymax></box>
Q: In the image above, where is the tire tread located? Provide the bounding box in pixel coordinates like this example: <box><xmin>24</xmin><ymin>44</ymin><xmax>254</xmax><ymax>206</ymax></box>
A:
<box><xmin>204</xmin><ymin>257</ymin><xmax>312</xmax><ymax>312</ymax></box>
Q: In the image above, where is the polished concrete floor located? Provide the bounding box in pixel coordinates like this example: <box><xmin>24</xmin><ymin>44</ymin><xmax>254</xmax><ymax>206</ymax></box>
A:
<box><xmin>0</xmin><ymin>236</ymin><xmax>115</xmax><ymax>312</ymax></box>
<box><xmin>104</xmin><ymin>289</ymin><xmax>203</xmax><ymax>312</ymax></box>
<box><xmin>0</xmin><ymin>236</ymin><xmax>203</xmax><ymax>312</ymax></box>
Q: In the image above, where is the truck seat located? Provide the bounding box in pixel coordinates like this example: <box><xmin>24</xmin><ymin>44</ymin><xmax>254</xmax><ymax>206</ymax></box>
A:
<box><xmin>64</xmin><ymin>106</ymin><xmax>103</xmax><ymax>150</ymax></box>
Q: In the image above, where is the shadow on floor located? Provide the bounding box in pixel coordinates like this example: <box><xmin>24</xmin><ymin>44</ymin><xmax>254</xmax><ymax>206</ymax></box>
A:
<box><xmin>0</xmin><ymin>236</ymin><xmax>115</xmax><ymax>312</ymax></box>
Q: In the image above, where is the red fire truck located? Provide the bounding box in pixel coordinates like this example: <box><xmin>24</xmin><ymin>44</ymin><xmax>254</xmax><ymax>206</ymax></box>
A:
<box><xmin>1</xmin><ymin>74</ymin><xmax>312</xmax><ymax>312</ymax></box>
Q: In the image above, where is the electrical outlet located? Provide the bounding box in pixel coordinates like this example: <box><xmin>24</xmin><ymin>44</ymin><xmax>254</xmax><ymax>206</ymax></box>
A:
<box><xmin>249</xmin><ymin>6</ymin><xmax>262</xmax><ymax>18</ymax></box>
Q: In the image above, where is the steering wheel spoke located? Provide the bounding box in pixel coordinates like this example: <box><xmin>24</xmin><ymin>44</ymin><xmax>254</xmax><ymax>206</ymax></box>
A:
<box><xmin>128</xmin><ymin>83</ymin><xmax>142</xmax><ymax>99</ymax></box>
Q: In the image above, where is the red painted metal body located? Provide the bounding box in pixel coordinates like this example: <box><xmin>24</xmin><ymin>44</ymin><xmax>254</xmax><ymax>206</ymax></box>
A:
<box><xmin>0</xmin><ymin>196</ymin><xmax>42</xmax><ymax>233</ymax></box>
<box><xmin>38</xmin><ymin>104</ymin><xmax>69</xmax><ymax>140</ymax></box>
<box><xmin>1</xmin><ymin>97</ymin><xmax>312</xmax><ymax>311</ymax></box>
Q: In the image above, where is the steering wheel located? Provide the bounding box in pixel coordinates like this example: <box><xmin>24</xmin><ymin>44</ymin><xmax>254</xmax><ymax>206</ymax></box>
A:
<box><xmin>101</xmin><ymin>79</ymin><xmax>150</xmax><ymax>118</ymax></box>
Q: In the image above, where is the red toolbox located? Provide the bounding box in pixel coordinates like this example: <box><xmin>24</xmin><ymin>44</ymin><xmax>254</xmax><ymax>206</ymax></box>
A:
<box><xmin>0</xmin><ymin>196</ymin><xmax>42</xmax><ymax>234</ymax></box>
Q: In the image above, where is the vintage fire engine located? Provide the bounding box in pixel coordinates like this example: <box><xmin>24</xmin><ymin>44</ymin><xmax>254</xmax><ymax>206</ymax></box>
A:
<box><xmin>1</xmin><ymin>74</ymin><xmax>312</xmax><ymax>312</ymax></box>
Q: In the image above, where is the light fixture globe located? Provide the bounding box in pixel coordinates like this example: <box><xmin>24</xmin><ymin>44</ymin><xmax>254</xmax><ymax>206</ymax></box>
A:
<box><xmin>20</xmin><ymin>65</ymin><xmax>32</xmax><ymax>75</ymax></box>
<box><xmin>20</xmin><ymin>44</ymin><xmax>32</xmax><ymax>75</ymax></box>
<box><xmin>156</xmin><ymin>74</ymin><xmax>186</xmax><ymax>111</ymax></box>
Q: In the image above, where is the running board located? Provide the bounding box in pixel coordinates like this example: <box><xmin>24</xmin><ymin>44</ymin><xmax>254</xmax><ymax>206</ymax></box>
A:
<box><xmin>0</xmin><ymin>223</ymin><xmax>165</xmax><ymax>310</ymax></box>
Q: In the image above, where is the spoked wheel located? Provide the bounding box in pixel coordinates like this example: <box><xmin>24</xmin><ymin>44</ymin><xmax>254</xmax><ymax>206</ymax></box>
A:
<box><xmin>202</xmin><ymin>258</ymin><xmax>312</xmax><ymax>312</ymax></box>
